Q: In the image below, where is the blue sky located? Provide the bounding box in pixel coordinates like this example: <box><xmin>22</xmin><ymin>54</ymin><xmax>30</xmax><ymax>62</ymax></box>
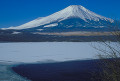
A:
<box><xmin>0</xmin><ymin>0</ymin><xmax>120</xmax><ymax>28</ymax></box>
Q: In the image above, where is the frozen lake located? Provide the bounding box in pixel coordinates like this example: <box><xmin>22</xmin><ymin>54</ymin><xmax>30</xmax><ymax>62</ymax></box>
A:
<box><xmin>0</xmin><ymin>42</ymin><xmax>98</xmax><ymax>63</ymax></box>
<box><xmin>0</xmin><ymin>42</ymin><xmax>117</xmax><ymax>81</ymax></box>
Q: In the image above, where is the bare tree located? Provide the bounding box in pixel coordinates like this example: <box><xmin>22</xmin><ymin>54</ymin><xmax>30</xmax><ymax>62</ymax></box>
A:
<box><xmin>92</xmin><ymin>24</ymin><xmax>120</xmax><ymax>81</ymax></box>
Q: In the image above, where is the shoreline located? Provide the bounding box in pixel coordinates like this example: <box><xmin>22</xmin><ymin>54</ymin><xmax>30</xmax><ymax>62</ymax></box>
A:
<box><xmin>0</xmin><ymin>62</ymin><xmax>30</xmax><ymax>81</ymax></box>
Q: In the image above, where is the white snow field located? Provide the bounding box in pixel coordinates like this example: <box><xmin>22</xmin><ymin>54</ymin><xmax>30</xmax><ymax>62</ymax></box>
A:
<box><xmin>0</xmin><ymin>42</ymin><xmax>98</xmax><ymax>63</ymax></box>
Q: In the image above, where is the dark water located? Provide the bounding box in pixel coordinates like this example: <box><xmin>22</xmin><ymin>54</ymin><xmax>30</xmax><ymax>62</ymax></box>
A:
<box><xmin>12</xmin><ymin>60</ymin><xmax>103</xmax><ymax>81</ymax></box>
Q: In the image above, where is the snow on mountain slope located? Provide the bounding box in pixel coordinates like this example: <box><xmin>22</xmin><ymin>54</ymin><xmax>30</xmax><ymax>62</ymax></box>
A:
<box><xmin>3</xmin><ymin>5</ymin><xmax>114</xmax><ymax>30</ymax></box>
<box><xmin>44</xmin><ymin>23</ymin><xmax>58</xmax><ymax>28</ymax></box>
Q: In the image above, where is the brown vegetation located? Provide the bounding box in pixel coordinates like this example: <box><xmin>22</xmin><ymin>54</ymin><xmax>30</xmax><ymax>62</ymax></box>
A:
<box><xmin>93</xmin><ymin>27</ymin><xmax>120</xmax><ymax>81</ymax></box>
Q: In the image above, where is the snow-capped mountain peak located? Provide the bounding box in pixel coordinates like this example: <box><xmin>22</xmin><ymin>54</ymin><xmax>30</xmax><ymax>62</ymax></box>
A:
<box><xmin>2</xmin><ymin>5</ymin><xmax>114</xmax><ymax>30</ymax></box>
<box><xmin>63</xmin><ymin>5</ymin><xmax>113</xmax><ymax>22</ymax></box>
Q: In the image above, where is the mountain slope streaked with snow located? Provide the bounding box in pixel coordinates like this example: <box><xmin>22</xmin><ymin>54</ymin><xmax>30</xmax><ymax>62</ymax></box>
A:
<box><xmin>2</xmin><ymin>5</ymin><xmax>114</xmax><ymax>30</ymax></box>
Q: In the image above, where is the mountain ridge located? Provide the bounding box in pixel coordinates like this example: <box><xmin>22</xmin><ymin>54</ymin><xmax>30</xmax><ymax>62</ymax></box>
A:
<box><xmin>2</xmin><ymin>5</ymin><xmax>114</xmax><ymax>30</ymax></box>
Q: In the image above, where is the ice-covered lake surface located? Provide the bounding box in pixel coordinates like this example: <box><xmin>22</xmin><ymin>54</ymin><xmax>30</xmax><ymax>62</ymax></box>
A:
<box><xmin>0</xmin><ymin>42</ymin><xmax>102</xmax><ymax>81</ymax></box>
<box><xmin>0</xmin><ymin>63</ymin><xmax>30</xmax><ymax>81</ymax></box>
<box><xmin>0</xmin><ymin>42</ymin><xmax>98</xmax><ymax>63</ymax></box>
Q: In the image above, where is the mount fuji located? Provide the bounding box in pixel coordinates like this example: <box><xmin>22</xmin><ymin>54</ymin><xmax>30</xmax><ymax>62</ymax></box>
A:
<box><xmin>2</xmin><ymin>5</ymin><xmax>114</xmax><ymax>32</ymax></box>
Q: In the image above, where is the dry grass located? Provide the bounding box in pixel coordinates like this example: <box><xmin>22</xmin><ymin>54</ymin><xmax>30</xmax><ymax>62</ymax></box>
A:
<box><xmin>33</xmin><ymin>31</ymin><xmax>115</xmax><ymax>36</ymax></box>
